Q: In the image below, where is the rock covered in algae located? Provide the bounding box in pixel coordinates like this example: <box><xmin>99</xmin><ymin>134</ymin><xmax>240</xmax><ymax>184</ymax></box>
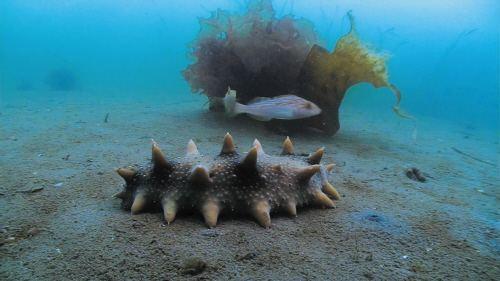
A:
<box><xmin>114</xmin><ymin>134</ymin><xmax>339</xmax><ymax>228</ymax></box>
<box><xmin>182</xmin><ymin>0</ymin><xmax>403</xmax><ymax>134</ymax></box>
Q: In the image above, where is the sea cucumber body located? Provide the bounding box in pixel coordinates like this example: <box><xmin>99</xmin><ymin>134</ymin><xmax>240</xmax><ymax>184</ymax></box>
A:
<box><xmin>115</xmin><ymin>134</ymin><xmax>339</xmax><ymax>228</ymax></box>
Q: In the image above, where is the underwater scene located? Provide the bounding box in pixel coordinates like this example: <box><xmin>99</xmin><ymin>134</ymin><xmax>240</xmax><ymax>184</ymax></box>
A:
<box><xmin>0</xmin><ymin>0</ymin><xmax>498</xmax><ymax>280</ymax></box>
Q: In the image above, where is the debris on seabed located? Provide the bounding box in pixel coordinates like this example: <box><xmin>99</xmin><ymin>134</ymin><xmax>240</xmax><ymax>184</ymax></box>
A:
<box><xmin>235</xmin><ymin>252</ymin><xmax>257</xmax><ymax>261</ymax></box>
<box><xmin>27</xmin><ymin>227</ymin><xmax>40</xmax><ymax>237</ymax></box>
<box><xmin>0</xmin><ymin>236</ymin><xmax>16</xmax><ymax>246</ymax></box>
<box><xmin>451</xmin><ymin>147</ymin><xmax>495</xmax><ymax>166</ymax></box>
<box><xmin>181</xmin><ymin>257</ymin><xmax>207</xmax><ymax>275</ymax></box>
<box><xmin>200</xmin><ymin>229</ymin><xmax>220</xmax><ymax>237</ymax></box>
<box><xmin>405</xmin><ymin>167</ymin><xmax>426</xmax><ymax>182</ymax></box>
<box><xmin>19</xmin><ymin>187</ymin><xmax>44</xmax><ymax>193</ymax></box>
<box><xmin>54</xmin><ymin>182</ymin><xmax>63</xmax><ymax>188</ymax></box>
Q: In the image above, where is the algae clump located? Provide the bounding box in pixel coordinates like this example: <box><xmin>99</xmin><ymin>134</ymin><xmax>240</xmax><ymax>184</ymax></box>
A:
<box><xmin>183</xmin><ymin>1</ymin><xmax>408</xmax><ymax>135</ymax></box>
<box><xmin>295</xmin><ymin>12</ymin><xmax>411</xmax><ymax>134</ymax></box>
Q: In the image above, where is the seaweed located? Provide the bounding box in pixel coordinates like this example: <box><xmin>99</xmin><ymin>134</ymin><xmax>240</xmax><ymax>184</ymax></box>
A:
<box><xmin>183</xmin><ymin>0</ymin><xmax>319</xmax><ymax>105</ymax></box>
<box><xmin>294</xmin><ymin>12</ymin><xmax>409</xmax><ymax>134</ymax></box>
<box><xmin>183</xmin><ymin>1</ymin><xmax>404</xmax><ymax>134</ymax></box>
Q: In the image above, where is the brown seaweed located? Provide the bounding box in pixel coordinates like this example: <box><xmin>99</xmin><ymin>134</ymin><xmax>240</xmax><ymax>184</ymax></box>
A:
<box><xmin>294</xmin><ymin>12</ymin><xmax>407</xmax><ymax>134</ymax></box>
<box><xmin>183</xmin><ymin>0</ymin><xmax>319</xmax><ymax>106</ymax></box>
<box><xmin>182</xmin><ymin>1</ymin><xmax>405</xmax><ymax>134</ymax></box>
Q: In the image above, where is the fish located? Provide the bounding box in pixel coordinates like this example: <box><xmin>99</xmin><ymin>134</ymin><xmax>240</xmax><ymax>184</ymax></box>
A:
<box><xmin>223</xmin><ymin>88</ymin><xmax>322</xmax><ymax>121</ymax></box>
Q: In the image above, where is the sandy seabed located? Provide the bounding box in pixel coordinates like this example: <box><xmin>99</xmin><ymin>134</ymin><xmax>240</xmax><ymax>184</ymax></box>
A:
<box><xmin>0</xmin><ymin>91</ymin><xmax>498</xmax><ymax>280</ymax></box>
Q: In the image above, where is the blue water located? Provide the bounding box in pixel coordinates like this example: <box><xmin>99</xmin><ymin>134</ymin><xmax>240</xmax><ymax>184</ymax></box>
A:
<box><xmin>1</xmin><ymin>0</ymin><xmax>498</xmax><ymax>130</ymax></box>
<box><xmin>1</xmin><ymin>2</ymin><xmax>499</xmax><ymax>279</ymax></box>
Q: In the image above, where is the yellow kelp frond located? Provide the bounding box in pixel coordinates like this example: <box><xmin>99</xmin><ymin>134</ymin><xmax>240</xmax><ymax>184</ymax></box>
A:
<box><xmin>330</xmin><ymin>20</ymin><xmax>389</xmax><ymax>89</ymax></box>
<box><xmin>295</xmin><ymin>13</ymin><xmax>411</xmax><ymax>133</ymax></box>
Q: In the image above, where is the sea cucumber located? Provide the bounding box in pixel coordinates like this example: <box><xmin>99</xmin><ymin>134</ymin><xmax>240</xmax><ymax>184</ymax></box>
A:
<box><xmin>114</xmin><ymin>133</ymin><xmax>340</xmax><ymax>228</ymax></box>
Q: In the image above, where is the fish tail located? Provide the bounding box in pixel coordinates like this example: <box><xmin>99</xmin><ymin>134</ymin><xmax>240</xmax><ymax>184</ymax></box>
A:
<box><xmin>224</xmin><ymin>88</ymin><xmax>245</xmax><ymax>117</ymax></box>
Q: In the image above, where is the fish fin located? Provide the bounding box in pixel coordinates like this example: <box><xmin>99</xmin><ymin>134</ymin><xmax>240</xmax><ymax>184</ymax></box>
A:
<box><xmin>248</xmin><ymin>114</ymin><xmax>272</xmax><ymax>121</ymax></box>
<box><xmin>224</xmin><ymin>88</ymin><xmax>245</xmax><ymax>117</ymax></box>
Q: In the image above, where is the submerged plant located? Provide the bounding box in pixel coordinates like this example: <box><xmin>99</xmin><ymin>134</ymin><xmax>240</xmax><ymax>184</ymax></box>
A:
<box><xmin>183</xmin><ymin>0</ymin><xmax>318</xmax><ymax>103</ymax></box>
<box><xmin>183</xmin><ymin>0</ymin><xmax>405</xmax><ymax>134</ymax></box>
